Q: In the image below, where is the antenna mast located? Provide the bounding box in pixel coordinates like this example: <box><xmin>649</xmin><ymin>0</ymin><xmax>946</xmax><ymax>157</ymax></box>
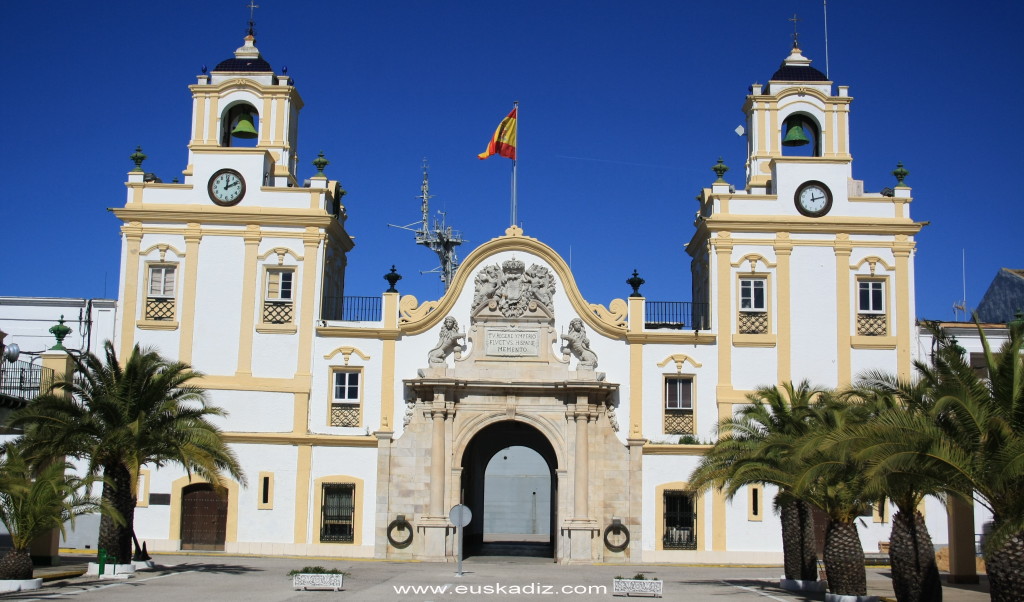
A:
<box><xmin>387</xmin><ymin>160</ymin><xmax>465</xmax><ymax>290</ymax></box>
<box><xmin>823</xmin><ymin>0</ymin><xmax>831</xmax><ymax>78</ymax></box>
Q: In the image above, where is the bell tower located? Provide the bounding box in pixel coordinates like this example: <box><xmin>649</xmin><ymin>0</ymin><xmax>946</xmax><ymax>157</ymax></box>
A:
<box><xmin>184</xmin><ymin>25</ymin><xmax>302</xmax><ymax>187</ymax></box>
<box><xmin>742</xmin><ymin>42</ymin><xmax>852</xmax><ymax>195</ymax></box>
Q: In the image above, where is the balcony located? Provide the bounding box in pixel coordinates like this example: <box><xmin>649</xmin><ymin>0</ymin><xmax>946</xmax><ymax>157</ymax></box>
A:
<box><xmin>645</xmin><ymin>302</ymin><xmax>710</xmax><ymax>330</ymax></box>
<box><xmin>322</xmin><ymin>296</ymin><xmax>382</xmax><ymax>322</ymax></box>
<box><xmin>0</xmin><ymin>360</ymin><xmax>52</xmax><ymax>409</ymax></box>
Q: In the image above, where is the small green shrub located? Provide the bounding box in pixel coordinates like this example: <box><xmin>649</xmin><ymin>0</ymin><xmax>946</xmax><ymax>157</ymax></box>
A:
<box><xmin>678</xmin><ymin>434</ymin><xmax>703</xmax><ymax>445</ymax></box>
<box><xmin>632</xmin><ymin>572</ymin><xmax>647</xmax><ymax>580</ymax></box>
<box><xmin>287</xmin><ymin>566</ymin><xmax>348</xmax><ymax>577</ymax></box>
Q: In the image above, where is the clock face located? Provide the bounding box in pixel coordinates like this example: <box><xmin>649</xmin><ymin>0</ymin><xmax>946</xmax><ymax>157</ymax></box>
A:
<box><xmin>795</xmin><ymin>181</ymin><xmax>832</xmax><ymax>217</ymax></box>
<box><xmin>208</xmin><ymin>169</ymin><xmax>246</xmax><ymax>206</ymax></box>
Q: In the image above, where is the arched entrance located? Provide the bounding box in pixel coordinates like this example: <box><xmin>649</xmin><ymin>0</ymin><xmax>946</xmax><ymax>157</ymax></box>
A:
<box><xmin>460</xmin><ymin>420</ymin><xmax>557</xmax><ymax>559</ymax></box>
<box><xmin>180</xmin><ymin>483</ymin><xmax>227</xmax><ymax>550</ymax></box>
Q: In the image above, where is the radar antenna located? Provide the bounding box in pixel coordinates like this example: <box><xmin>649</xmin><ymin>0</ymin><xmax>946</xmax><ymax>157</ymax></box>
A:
<box><xmin>387</xmin><ymin>160</ymin><xmax>465</xmax><ymax>290</ymax></box>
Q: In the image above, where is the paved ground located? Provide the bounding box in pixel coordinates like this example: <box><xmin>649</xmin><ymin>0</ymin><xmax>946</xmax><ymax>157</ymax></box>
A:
<box><xmin>13</xmin><ymin>552</ymin><xmax>990</xmax><ymax>601</ymax></box>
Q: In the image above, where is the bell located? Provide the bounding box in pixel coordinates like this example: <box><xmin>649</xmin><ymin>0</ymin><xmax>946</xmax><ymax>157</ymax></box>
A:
<box><xmin>231</xmin><ymin>112</ymin><xmax>258</xmax><ymax>139</ymax></box>
<box><xmin>782</xmin><ymin>119</ymin><xmax>810</xmax><ymax>146</ymax></box>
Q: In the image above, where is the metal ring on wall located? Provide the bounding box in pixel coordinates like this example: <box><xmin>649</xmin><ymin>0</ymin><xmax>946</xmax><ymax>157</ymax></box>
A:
<box><xmin>604</xmin><ymin>522</ymin><xmax>630</xmax><ymax>553</ymax></box>
<box><xmin>387</xmin><ymin>516</ymin><xmax>414</xmax><ymax>549</ymax></box>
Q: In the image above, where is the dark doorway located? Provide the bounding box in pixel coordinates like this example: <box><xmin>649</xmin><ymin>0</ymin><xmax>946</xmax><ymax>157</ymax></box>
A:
<box><xmin>180</xmin><ymin>483</ymin><xmax>227</xmax><ymax>550</ymax></box>
<box><xmin>461</xmin><ymin>420</ymin><xmax>557</xmax><ymax>559</ymax></box>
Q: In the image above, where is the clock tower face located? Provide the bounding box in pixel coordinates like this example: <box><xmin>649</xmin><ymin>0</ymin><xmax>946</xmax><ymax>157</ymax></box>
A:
<box><xmin>794</xmin><ymin>180</ymin><xmax>832</xmax><ymax>217</ymax></box>
<box><xmin>208</xmin><ymin>168</ymin><xmax>246</xmax><ymax>206</ymax></box>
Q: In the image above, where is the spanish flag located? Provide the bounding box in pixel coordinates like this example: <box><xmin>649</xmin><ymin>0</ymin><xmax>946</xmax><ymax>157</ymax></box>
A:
<box><xmin>477</xmin><ymin>108</ymin><xmax>517</xmax><ymax>160</ymax></box>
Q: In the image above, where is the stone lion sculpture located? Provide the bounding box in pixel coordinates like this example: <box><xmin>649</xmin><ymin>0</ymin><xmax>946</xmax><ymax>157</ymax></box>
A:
<box><xmin>560</xmin><ymin>318</ymin><xmax>598</xmax><ymax>370</ymax></box>
<box><xmin>428</xmin><ymin>316</ymin><xmax>465</xmax><ymax>365</ymax></box>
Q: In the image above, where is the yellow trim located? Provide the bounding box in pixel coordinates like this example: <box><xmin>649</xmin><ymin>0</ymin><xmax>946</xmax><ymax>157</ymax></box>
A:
<box><xmin>730</xmin><ymin>253</ymin><xmax>776</xmax><ymax>269</ymax></box>
<box><xmin>625</xmin><ymin>332</ymin><xmax>716</xmax><ymax>345</ymax></box>
<box><xmin>835</xmin><ymin>236</ymin><xmax>853</xmax><ymax>386</ymax></box>
<box><xmin>774</xmin><ymin>236</ymin><xmax>793</xmax><ymax>383</ymax></box>
<box><xmin>257</xmin><ymin>471</ymin><xmax>274</xmax><ymax>510</ymax></box>
<box><xmin>112</xmin><ymin>206</ymin><xmax>348</xmax><ymax>230</ymax></box>
<box><xmin>712</xmin><ymin>401</ymin><xmax>730</xmax><ymax>550</ymax></box>
<box><xmin>168</xmin><ymin>476</ymin><xmax>240</xmax><ymax>546</ymax></box>
<box><xmin>222</xmin><ymin>432</ymin><xmax>377</xmax><ymax>447</ymax></box>
<box><xmin>380</xmin><ymin>292</ymin><xmax>398</xmax><ymax>431</ymax></box>
<box><xmin>395</xmin><ymin>226</ymin><xmax>629</xmax><ymax>339</ymax></box>
<box><xmin>257</xmin><ymin>246</ymin><xmax>303</xmax><ymax>263</ymax></box>
<box><xmin>851</xmin><ymin>336</ymin><xmax>897</xmax><ymax>349</ymax></box>
<box><xmin>256</xmin><ymin>323</ymin><xmax>298</xmax><ymax>334</ymax></box>
<box><xmin>136</xmin><ymin>469</ymin><xmax>151</xmax><ymax>508</ymax></box>
<box><xmin>293</xmin><ymin>445</ymin><xmax>312</xmax><ymax>544</ymax></box>
<box><xmin>236</xmin><ymin>226</ymin><xmax>261</xmax><ymax>376</ymax></box>
<box><xmin>642</xmin><ymin>443</ymin><xmax>713</xmax><ymax>455</ymax></box>
<box><xmin>296</xmin><ymin>232</ymin><xmax>321</xmax><ymax>376</ymax></box>
<box><xmin>118</xmin><ymin>223</ymin><xmax>143</xmax><ymax>359</ymax></box>
<box><xmin>199</xmin><ymin>373</ymin><xmax>310</xmax><ymax>393</ymax></box>
<box><xmin>292</xmin><ymin>392</ymin><xmax>309</xmax><ymax>436</ymax></box>
<box><xmin>893</xmin><ymin>240</ymin><xmax>914</xmax><ymax>380</ymax></box>
<box><xmin>178</xmin><ymin>225</ymin><xmax>202</xmax><ymax>363</ymax></box>
<box><xmin>328</xmin><ymin>366</ymin><xmax>364</xmax><ymax>428</ymax></box>
<box><xmin>851</xmin><ymin>255</ymin><xmax>896</xmax><ymax>272</ymax></box>
<box><xmin>654</xmin><ymin>482</ymin><xmax>704</xmax><ymax>552</ymax></box>
<box><xmin>872</xmin><ymin>500</ymin><xmax>889</xmax><ymax>524</ymax></box>
<box><xmin>137</xmin><ymin>320</ymin><xmax>180</xmax><ymax>331</ymax></box>
<box><xmin>704</xmin><ymin>216</ymin><xmax>923</xmax><ymax>236</ymax></box>
<box><xmin>656</xmin><ymin>354</ymin><xmax>703</xmax><ymax>372</ymax></box>
<box><xmin>748</xmin><ymin>484</ymin><xmax>764</xmax><ymax>521</ymax></box>
<box><xmin>854</xmin><ymin>274</ymin><xmax>892</xmax><ymax>336</ymax></box>
<box><xmin>715</xmin><ymin>234</ymin><xmax>734</xmax><ymax>389</ymax></box>
<box><xmin>311</xmin><ymin>475</ymin><xmax>365</xmax><ymax>546</ymax></box>
<box><xmin>323</xmin><ymin>346</ymin><xmax>371</xmax><ymax>362</ymax></box>
<box><xmin>139</xmin><ymin>260</ymin><xmax>179</xmax><ymax>327</ymax></box>
<box><xmin>629</xmin><ymin>344</ymin><xmax>643</xmax><ymax>437</ymax></box>
<box><xmin>732</xmin><ymin>334</ymin><xmax>777</xmax><ymax>347</ymax></box>
<box><xmin>257</xmin><ymin>264</ymin><xmax>297</xmax><ymax>331</ymax></box>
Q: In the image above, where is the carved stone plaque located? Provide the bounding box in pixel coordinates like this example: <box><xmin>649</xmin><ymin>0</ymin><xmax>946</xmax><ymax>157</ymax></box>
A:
<box><xmin>485</xmin><ymin>329</ymin><xmax>540</xmax><ymax>357</ymax></box>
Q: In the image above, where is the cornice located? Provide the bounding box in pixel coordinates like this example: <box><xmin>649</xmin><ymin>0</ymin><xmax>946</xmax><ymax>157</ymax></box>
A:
<box><xmin>221</xmin><ymin>432</ymin><xmax>377</xmax><ymax>447</ymax></box>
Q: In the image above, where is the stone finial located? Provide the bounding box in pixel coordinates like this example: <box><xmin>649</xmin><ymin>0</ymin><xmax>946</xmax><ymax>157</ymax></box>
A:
<box><xmin>49</xmin><ymin>315</ymin><xmax>72</xmax><ymax>351</ymax></box>
<box><xmin>384</xmin><ymin>266</ymin><xmax>402</xmax><ymax>292</ymax></box>
<box><xmin>313</xmin><ymin>151</ymin><xmax>329</xmax><ymax>177</ymax></box>
<box><xmin>712</xmin><ymin>157</ymin><xmax>729</xmax><ymax>183</ymax></box>
<box><xmin>130</xmin><ymin>146</ymin><xmax>147</xmax><ymax>172</ymax></box>
<box><xmin>892</xmin><ymin>161</ymin><xmax>909</xmax><ymax>187</ymax></box>
<box><xmin>627</xmin><ymin>270</ymin><xmax>645</xmax><ymax>298</ymax></box>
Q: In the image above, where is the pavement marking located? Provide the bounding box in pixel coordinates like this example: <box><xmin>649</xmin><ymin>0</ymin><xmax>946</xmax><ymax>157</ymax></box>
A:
<box><xmin>24</xmin><ymin>570</ymin><xmax>199</xmax><ymax>600</ymax></box>
<box><xmin>721</xmin><ymin>580</ymin><xmax>793</xmax><ymax>601</ymax></box>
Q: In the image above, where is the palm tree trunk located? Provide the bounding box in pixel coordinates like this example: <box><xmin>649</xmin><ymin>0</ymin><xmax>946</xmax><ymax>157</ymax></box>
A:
<box><xmin>780</xmin><ymin>499</ymin><xmax>819</xmax><ymax>581</ymax></box>
<box><xmin>986</xmin><ymin>531</ymin><xmax>1024</xmax><ymax>602</ymax></box>
<box><xmin>823</xmin><ymin>519</ymin><xmax>867</xmax><ymax>595</ymax></box>
<box><xmin>0</xmin><ymin>549</ymin><xmax>33</xmax><ymax>581</ymax></box>
<box><xmin>98</xmin><ymin>462</ymin><xmax>135</xmax><ymax>564</ymax></box>
<box><xmin>889</xmin><ymin>509</ymin><xmax>941</xmax><ymax>602</ymax></box>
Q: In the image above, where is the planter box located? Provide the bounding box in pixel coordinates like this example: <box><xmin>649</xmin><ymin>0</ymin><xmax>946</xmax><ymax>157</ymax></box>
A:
<box><xmin>0</xmin><ymin>578</ymin><xmax>43</xmax><ymax>593</ymax></box>
<box><xmin>825</xmin><ymin>594</ymin><xmax>879</xmax><ymax>602</ymax></box>
<box><xmin>293</xmin><ymin>573</ymin><xmax>343</xmax><ymax>591</ymax></box>
<box><xmin>780</xmin><ymin>577</ymin><xmax>827</xmax><ymax>592</ymax></box>
<box><xmin>612</xmin><ymin>578</ymin><xmax>663</xmax><ymax>597</ymax></box>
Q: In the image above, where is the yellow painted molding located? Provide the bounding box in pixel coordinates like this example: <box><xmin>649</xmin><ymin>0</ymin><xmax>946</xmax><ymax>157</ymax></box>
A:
<box><xmin>395</xmin><ymin>227</ymin><xmax>630</xmax><ymax>339</ymax></box>
<box><xmin>140</xmin><ymin>243</ymin><xmax>185</xmax><ymax>259</ymax></box>
<box><xmin>257</xmin><ymin>471</ymin><xmax>275</xmax><ymax>510</ymax></box>
<box><xmin>851</xmin><ymin>255</ymin><xmax>895</xmax><ymax>272</ymax></box>
<box><xmin>625</xmin><ymin>333</ymin><xmax>717</xmax><ymax>345</ymax></box>
<box><xmin>730</xmin><ymin>253</ymin><xmax>776</xmax><ymax>270</ymax></box>
<box><xmin>380</xmin><ymin>339</ymin><xmax>396</xmax><ymax>431</ymax></box>
<box><xmin>136</xmin><ymin>469</ymin><xmax>151</xmax><ymax>508</ymax></box>
<box><xmin>168</xmin><ymin>476</ymin><xmax>240</xmax><ymax>545</ymax></box>
<box><xmin>112</xmin><ymin>206</ymin><xmax>340</xmax><ymax>229</ymax></box>
<box><xmin>311</xmin><ymin>475</ymin><xmax>365</xmax><ymax>546</ymax></box>
<box><xmin>748</xmin><ymin>484</ymin><xmax>764</xmax><ymax>521</ymax></box>
<box><xmin>654</xmin><ymin>482</ymin><xmax>705</xmax><ymax>552</ymax></box>
<box><xmin>221</xmin><ymin>432</ymin><xmax>379</xmax><ymax>447</ymax></box>
<box><xmin>732</xmin><ymin>334</ymin><xmax>777</xmax><ymax>347</ymax></box>
<box><xmin>257</xmin><ymin>246</ymin><xmax>304</xmax><ymax>263</ymax></box>
<box><xmin>198</xmin><ymin>373</ymin><xmax>310</xmax><ymax>393</ymax></box>
<box><xmin>851</xmin><ymin>336</ymin><xmax>897</xmax><ymax>349</ymax></box>
<box><xmin>317</xmin><ymin>326</ymin><xmax>401</xmax><ymax>340</ymax></box>
<box><xmin>629</xmin><ymin>344</ymin><xmax>643</xmax><ymax>437</ymax></box>
<box><xmin>704</xmin><ymin>216</ymin><xmax>924</xmax><ymax>236</ymax></box>
<box><xmin>255</xmin><ymin>323</ymin><xmax>298</xmax><ymax>335</ymax></box>
<box><xmin>323</xmin><ymin>346</ymin><xmax>371</xmax><ymax>363</ymax></box>
<box><xmin>643</xmin><ymin>443</ymin><xmax>713</xmax><ymax>455</ymax></box>
<box><xmin>656</xmin><ymin>354</ymin><xmax>703</xmax><ymax>372</ymax></box>
<box><xmin>137</xmin><ymin>320</ymin><xmax>179</xmax><ymax>331</ymax></box>
<box><xmin>236</xmin><ymin>226</ymin><xmax>261</xmax><ymax>375</ymax></box>
<box><xmin>294</xmin><ymin>445</ymin><xmax>312</xmax><ymax>544</ymax></box>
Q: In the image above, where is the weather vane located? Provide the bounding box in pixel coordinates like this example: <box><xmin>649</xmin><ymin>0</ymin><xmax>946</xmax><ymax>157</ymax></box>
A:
<box><xmin>789</xmin><ymin>13</ymin><xmax>800</xmax><ymax>48</ymax></box>
<box><xmin>247</xmin><ymin>1</ymin><xmax>259</xmax><ymax>36</ymax></box>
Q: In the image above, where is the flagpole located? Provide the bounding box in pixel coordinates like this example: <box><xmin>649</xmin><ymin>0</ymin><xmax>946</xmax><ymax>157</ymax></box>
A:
<box><xmin>511</xmin><ymin>100</ymin><xmax>519</xmax><ymax>227</ymax></box>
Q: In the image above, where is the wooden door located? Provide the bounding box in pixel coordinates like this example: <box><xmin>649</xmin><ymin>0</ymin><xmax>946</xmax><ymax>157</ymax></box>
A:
<box><xmin>180</xmin><ymin>484</ymin><xmax>227</xmax><ymax>550</ymax></box>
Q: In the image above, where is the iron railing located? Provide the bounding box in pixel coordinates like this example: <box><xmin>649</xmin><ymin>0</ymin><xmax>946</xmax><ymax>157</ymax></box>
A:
<box><xmin>645</xmin><ymin>302</ymin><xmax>710</xmax><ymax>330</ymax></box>
<box><xmin>0</xmin><ymin>360</ymin><xmax>53</xmax><ymax>408</ymax></box>
<box><xmin>321</xmin><ymin>296</ymin><xmax>383</xmax><ymax>322</ymax></box>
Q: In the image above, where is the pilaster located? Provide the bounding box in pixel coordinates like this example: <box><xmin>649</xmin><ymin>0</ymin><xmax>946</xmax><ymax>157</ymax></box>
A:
<box><xmin>834</xmin><ymin>234</ymin><xmax>853</xmax><ymax>386</ymax></box>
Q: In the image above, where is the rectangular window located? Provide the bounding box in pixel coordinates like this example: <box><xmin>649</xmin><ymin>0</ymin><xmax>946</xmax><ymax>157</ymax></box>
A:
<box><xmin>257</xmin><ymin>471</ymin><xmax>274</xmax><ymax>509</ymax></box>
<box><xmin>664</xmin><ymin>377</ymin><xmax>694</xmax><ymax>435</ymax></box>
<box><xmin>663</xmin><ymin>491</ymin><xmax>697</xmax><ymax>550</ymax></box>
<box><xmin>739</xmin><ymin>278</ymin><xmax>766</xmax><ymax>311</ymax></box>
<box><xmin>748</xmin><ymin>484</ymin><xmax>763</xmax><ymax>521</ymax></box>
<box><xmin>145</xmin><ymin>265</ymin><xmax>177</xmax><ymax>321</ymax></box>
<box><xmin>262</xmin><ymin>268</ymin><xmax>295</xmax><ymax>324</ymax></box>
<box><xmin>858</xmin><ymin>280</ymin><xmax>885</xmax><ymax>313</ymax></box>
<box><xmin>266</xmin><ymin>269</ymin><xmax>294</xmax><ymax>301</ymax></box>
<box><xmin>148</xmin><ymin>265</ymin><xmax>176</xmax><ymax>298</ymax></box>
<box><xmin>320</xmin><ymin>483</ymin><xmax>355</xmax><ymax>543</ymax></box>
<box><xmin>330</xmin><ymin>370</ymin><xmax>361</xmax><ymax>427</ymax></box>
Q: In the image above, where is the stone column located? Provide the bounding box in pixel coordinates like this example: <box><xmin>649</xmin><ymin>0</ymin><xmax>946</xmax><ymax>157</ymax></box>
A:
<box><xmin>373</xmin><ymin>430</ymin><xmax>394</xmax><ymax>558</ymax></box>
<box><xmin>417</xmin><ymin>388</ymin><xmax>452</xmax><ymax>561</ymax></box>
<box><xmin>562</xmin><ymin>398</ymin><xmax>598</xmax><ymax>563</ymax></box>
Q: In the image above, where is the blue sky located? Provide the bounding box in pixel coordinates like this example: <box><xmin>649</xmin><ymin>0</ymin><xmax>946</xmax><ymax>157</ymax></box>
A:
<box><xmin>2</xmin><ymin>1</ymin><xmax>1021</xmax><ymax>322</ymax></box>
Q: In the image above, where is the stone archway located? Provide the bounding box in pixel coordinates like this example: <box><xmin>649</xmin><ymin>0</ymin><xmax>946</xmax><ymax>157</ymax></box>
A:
<box><xmin>460</xmin><ymin>420</ymin><xmax>558</xmax><ymax>559</ymax></box>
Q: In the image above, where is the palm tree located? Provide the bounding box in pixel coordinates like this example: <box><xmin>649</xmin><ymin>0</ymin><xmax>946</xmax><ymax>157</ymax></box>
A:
<box><xmin>845</xmin><ymin>374</ymin><xmax>944</xmax><ymax>602</ymax></box>
<box><xmin>861</xmin><ymin>322</ymin><xmax>1024</xmax><ymax>602</ymax></box>
<box><xmin>9</xmin><ymin>341</ymin><xmax>245</xmax><ymax>564</ymax></box>
<box><xmin>689</xmin><ymin>380</ymin><xmax>821</xmax><ymax>583</ymax></box>
<box><xmin>791</xmin><ymin>396</ymin><xmax>877</xmax><ymax>597</ymax></box>
<box><xmin>0</xmin><ymin>442</ymin><xmax>113</xmax><ymax>580</ymax></box>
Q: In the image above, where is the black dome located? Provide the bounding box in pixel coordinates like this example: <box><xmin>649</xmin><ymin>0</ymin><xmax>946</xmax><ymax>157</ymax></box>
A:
<box><xmin>770</xmin><ymin>63</ymin><xmax>829</xmax><ymax>82</ymax></box>
<box><xmin>214</xmin><ymin>56</ymin><xmax>273</xmax><ymax>72</ymax></box>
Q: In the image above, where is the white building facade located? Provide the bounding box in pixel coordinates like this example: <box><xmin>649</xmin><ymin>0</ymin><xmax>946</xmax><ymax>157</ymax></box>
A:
<box><xmin>101</xmin><ymin>32</ymin><xmax>977</xmax><ymax>565</ymax></box>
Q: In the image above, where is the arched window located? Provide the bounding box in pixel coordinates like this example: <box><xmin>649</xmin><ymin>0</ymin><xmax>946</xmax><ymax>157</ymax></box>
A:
<box><xmin>220</xmin><ymin>103</ymin><xmax>260</xmax><ymax>148</ymax></box>
<box><xmin>780</xmin><ymin>113</ymin><xmax>820</xmax><ymax>157</ymax></box>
